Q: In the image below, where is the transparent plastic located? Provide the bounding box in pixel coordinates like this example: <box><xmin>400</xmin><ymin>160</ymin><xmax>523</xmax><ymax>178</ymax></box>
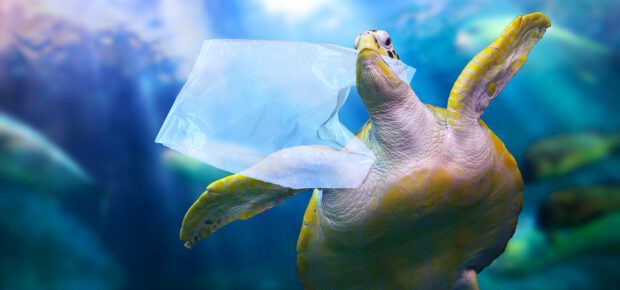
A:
<box><xmin>156</xmin><ymin>39</ymin><xmax>415</xmax><ymax>189</ymax></box>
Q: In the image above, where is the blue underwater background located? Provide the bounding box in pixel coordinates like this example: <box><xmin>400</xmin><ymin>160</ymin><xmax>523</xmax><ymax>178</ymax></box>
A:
<box><xmin>1</xmin><ymin>0</ymin><xmax>620</xmax><ymax>289</ymax></box>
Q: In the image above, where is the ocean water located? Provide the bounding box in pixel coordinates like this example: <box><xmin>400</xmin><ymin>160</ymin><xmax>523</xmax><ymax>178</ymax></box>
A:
<box><xmin>1</xmin><ymin>0</ymin><xmax>619</xmax><ymax>289</ymax></box>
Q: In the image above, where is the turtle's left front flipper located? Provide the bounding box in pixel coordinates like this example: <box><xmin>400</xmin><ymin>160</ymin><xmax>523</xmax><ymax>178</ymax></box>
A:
<box><xmin>448</xmin><ymin>12</ymin><xmax>551</xmax><ymax>129</ymax></box>
<box><xmin>180</xmin><ymin>174</ymin><xmax>304</xmax><ymax>248</ymax></box>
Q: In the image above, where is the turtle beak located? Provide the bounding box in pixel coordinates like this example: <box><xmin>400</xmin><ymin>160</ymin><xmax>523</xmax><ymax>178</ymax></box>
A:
<box><xmin>357</xmin><ymin>48</ymin><xmax>394</xmax><ymax>80</ymax></box>
<box><xmin>355</xmin><ymin>33</ymin><xmax>406</xmax><ymax>108</ymax></box>
<box><xmin>356</xmin><ymin>33</ymin><xmax>397</xmax><ymax>81</ymax></box>
<box><xmin>355</xmin><ymin>33</ymin><xmax>387</xmax><ymax>57</ymax></box>
<box><xmin>356</xmin><ymin>35</ymin><xmax>399</xmax><ymax>99</ymax></box>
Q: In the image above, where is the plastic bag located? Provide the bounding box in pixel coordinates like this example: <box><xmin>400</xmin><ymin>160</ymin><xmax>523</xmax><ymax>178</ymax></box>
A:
<box><xmin>156</xmin><ymin>39</ymin><xmax>415</xmax><ymax>189</ymax></box>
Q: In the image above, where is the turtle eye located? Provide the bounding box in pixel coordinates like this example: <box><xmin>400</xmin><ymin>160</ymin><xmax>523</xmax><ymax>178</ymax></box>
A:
<box><xmin>384</xmin><ymin>37</ymin><xmax>392</xmax><ymax>47</ymax></box>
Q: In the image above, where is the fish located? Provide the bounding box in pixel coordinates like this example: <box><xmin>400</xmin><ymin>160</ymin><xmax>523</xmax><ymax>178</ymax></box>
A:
<box><xmin>521</xmin><ymin>131</ymin><xmax>620</xmax><ymax>181</ymax></box>
<box><xmin>0</xmin><ymin>113</ymin><xmax>92</xmax><ymax>193</ymax></box>
<box><xmin>537</xmin><ymin>185</ymin><xmax>620</xmax><ymax>231</ymax></box>
<box><xmin>484</xmin><ymin>185</ymin><xmax>620</xmax><ymax>278</ymax></box>
<box><xmin>486</xmin><ymin>212</ymin><xmax>620</xmax><ymax>278</ymax></box>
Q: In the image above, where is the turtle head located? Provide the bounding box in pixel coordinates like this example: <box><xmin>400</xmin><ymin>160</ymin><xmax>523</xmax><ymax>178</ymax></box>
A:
<box><xmin>354</xmin><ymin>30</ymin><xmax>401</xmax><ymax>60</ymax></box>
<box><xmin>354</xmin><ymin>30</ymin><xmax>408</xmax><ymax>108</ymax></box>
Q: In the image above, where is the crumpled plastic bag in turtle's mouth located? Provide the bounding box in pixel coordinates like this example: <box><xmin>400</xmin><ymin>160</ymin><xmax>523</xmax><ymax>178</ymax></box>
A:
<box><xmin>155</xmin><ymin>39</ymin><xmax>416</xmax><ymax>189</ymax></box>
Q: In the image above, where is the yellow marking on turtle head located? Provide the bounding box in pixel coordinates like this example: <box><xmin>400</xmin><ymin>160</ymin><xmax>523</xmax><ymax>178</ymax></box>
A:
<box><xmin>356</xmin><ymin>34</ymin><xmax>387</xmax><ymax>57</ymax></box>
<box><xmin>355</xmin><ymin>30</ymin><xmax>405</xmax><ymax>91</ymax></box>
<box><xmin>376</xmin><ymin>57</ymin><xmax>396</xmax><ymax>78</ymax></box>
<box><xmin>354</xmin><ymin>30</ymin><xmax>399</xmax><ymax>59</ymax></box>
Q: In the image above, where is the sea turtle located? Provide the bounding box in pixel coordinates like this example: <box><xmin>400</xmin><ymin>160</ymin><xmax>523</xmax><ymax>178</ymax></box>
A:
<box><xmin>179</xmin><ymin>12</ymin><xmax>550</xmax><ymax>289</ymax></box>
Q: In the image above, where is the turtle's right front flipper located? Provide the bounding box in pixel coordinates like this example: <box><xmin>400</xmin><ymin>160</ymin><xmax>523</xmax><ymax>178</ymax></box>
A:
<box><xmin>448</xmin><ymin>12</ymin><xmax>550</xmax><ymax>129</ymax></box>
<box><xmin>180</xmin><ymin>174</ymin><xmax>304</xmax><ymax>248</ymax></box>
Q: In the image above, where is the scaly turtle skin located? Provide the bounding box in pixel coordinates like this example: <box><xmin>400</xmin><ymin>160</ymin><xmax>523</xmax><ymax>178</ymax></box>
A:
<box><xmin>179</xmin><ymin>13</ymin><xmax>550</xmax><ymax>290</ymax></box>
